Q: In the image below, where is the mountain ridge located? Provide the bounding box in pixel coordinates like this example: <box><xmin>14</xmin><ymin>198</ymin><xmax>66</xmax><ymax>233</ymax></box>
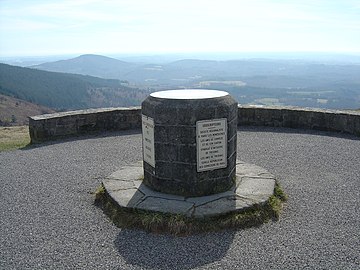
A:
<box><xmin>2</xmin><ymin>54</ymin><xmax>360</xmax><ymax>110</ymax></box>
<box><xmin>32</xmin><ymin>54</ymin><xmax>137</xmax><ymax>79</ymax></box>
<box><xmin>0</xmin><ymin>63</ymin><xmax>148</xmax><ymax>111</ymax></box>
<box><xmin>31</xmin><ymin>54</ymin><xmax>360</xmax><ymax>85</ymax></box>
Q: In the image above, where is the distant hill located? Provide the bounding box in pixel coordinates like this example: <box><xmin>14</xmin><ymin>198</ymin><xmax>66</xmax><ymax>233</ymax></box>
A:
<box><xmin>26</xmin><ymin>54</ymin><xmax>360</xmax><ymax>109</ymax></box>
<box><xmin>32</xmin><ymin>54</ymin><xmax>137</xmax><ymax>79</ymax></box>
<box><xmin>0</xmin><ymin>94</ymin><xmax>55</xmax><ymax>126</ymax></box>
<box><xmin>33</xmin><ymin>55</ymin><xmax>360</xmax><ymax>87</ymax></box>
<box><xmin>0</xmin><ymin>63</ymin><xmax>148</xmax><ymax>110</ymax></box>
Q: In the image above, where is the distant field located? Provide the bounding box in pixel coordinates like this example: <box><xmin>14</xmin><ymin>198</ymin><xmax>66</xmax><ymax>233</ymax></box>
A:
<box><xmin>0</xmin><ymin>126</ymin><xmax>30</xmax><ymax>151</ymax></box>
<box><xmin>254</xmin><ymin>98</ymin><xmax>284</xmax><ymax>106</ymax></box>
<box><xmin>197</xmin><ymin>80</ymin><xmax>246</xmax><ymax>87</ymax></box>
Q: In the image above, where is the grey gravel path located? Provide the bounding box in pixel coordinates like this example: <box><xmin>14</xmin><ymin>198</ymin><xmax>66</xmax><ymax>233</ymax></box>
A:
<box><xmin>0</xmin><ymin>127</ymin><xmax>359</xmax><ymax>270</ymax></box>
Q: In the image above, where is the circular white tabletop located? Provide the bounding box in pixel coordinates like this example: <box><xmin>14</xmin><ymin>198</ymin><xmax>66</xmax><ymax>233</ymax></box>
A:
<box><xmin>150</xmin><ymin>89</ymin><xmax>229</xmax><ymax>99</ymax></box>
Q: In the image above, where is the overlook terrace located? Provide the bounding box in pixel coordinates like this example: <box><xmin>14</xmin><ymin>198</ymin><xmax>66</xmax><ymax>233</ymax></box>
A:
<box><xmin>1</xmin><ymin>118</ymin><xmax>359</xmax><ymax>269</ymax></box>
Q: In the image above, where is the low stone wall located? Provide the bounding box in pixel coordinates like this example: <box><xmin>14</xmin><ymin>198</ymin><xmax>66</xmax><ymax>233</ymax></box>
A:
<box><xmin>29</xmin><ymin>105</ymin><xmax>360</xmax><ymax>143</ymax></box>
<box><xmin>238</xmin><ymin>105</ymin><xmax>360</xmax><ymax>136</ymax></box>
<box><xmin>29</xmin><ymin>107</ymin><xmax>142</xmax><ymax>143</ymax></box>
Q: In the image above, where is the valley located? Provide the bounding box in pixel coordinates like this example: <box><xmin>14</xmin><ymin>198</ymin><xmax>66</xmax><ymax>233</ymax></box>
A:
<box><xmin>0</xmin><ymin>53</ymin><xmax>359</xmax><ymax>126</ymax></box>
<box><xmin>30</xmin><ymin>54</ymin><xmax>360</xmax><ymax>109</ymax></box>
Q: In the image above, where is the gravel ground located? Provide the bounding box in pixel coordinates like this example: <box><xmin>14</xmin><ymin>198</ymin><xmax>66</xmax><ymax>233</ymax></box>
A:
<box><xmin>0</xmin><ymin>127</ymin><xmax>359</xmax><ymax>270</ymax></box>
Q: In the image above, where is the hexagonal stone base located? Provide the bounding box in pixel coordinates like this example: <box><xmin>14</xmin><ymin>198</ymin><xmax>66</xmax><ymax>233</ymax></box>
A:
<box><xmin>102</xmin><ymin>160</ymin><xmax>276</xmax><ymax>218</ymax></box>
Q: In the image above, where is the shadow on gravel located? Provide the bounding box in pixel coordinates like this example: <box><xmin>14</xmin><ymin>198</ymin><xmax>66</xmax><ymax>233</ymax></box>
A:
<box><xmin>114</xmin><ymin>229</ymin><xmax>235</xmax><ymax>270</ymax></box>
<box><xmin>20</xmin><ymin>129</ymin><xmax>141</xmax><ymax>151</ymax></box>
<box><xmin>238</xmin><ymin>126</ymin><xmax>360</xmax><ymax>141</ymax></box>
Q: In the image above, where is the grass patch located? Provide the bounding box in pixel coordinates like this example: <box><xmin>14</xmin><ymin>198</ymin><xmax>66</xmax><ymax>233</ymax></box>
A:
<box><xmin>94</xmin><ymin>182</ymin><xmax>287</xmax><ymax>236</ymax></box>
<box><xmin>0</xmin><ymin>126</ymin><xmax>30</xmax><ymax>152</ymax></box>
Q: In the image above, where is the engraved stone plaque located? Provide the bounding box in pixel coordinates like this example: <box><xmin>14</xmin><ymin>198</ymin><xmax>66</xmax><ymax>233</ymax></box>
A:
<box><xmin>196</xmin><ymin>118</ymin><xmax>227</xmax><ymax>172</ymax></box>
<box><xmin>142</xmin><ymin>114</ymin><xmax>155</xmax><ymax>168</ymax></box>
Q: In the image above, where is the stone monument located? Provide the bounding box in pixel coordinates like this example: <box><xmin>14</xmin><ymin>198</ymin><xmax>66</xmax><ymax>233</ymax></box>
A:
<box><xmin>141</xmin><ymin>89</ymin><xmax>238</xmax><ymax>197</ymax></box>
<box><xmin>100</xmin><ymin>89</ymin><xmax>280</xmax><ymax>229</ymax></box>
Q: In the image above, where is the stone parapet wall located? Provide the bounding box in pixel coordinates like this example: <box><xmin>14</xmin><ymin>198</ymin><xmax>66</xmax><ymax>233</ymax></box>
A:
<box><xmin>238</xmin><ymin>105</ymin><xmax>360</xmax><ymax>136</ymax></box>
<box><xmin>29</xmin><ymin>105</ymin><xmax>360</xmax><ymax>143</ymax></box>
<box><xmin>29</xmin><ymin>107</ymin><xmax>142</xmax><ymax>143</ymax></box>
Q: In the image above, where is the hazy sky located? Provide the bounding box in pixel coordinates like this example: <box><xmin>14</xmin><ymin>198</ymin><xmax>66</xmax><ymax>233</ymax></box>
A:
<box><xmin>0</xmin><ymin>0</ymin><xmax>359</xmax><ymax>57</ymax></box>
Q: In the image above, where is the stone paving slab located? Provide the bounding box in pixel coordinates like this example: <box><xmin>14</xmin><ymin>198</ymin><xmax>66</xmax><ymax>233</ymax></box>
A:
<box><xmin>138</xmin><ymin>183</ymin><xmax>187</xmax><ymax>202</ymax></box>
<box><xmin>136</xmin><ymin>197</ymin><xmax>194</xmax><ymax>215</ymax></box>
<box><xmin>191</xmin><ymin>196</ymin><xmax>252</xmax><ymax>218</ymax></box>
<box><xmin>236</xmin><ymin>161</ymin><xmax>274</xmax><ymax>178</ymax></box>
<box><xmin>236</xmin><ymin>177</ymin><xmax>276</xmax><ymax>204</ymax></box>
<box><xmin>102</xmin><ymin>160</ymin><xmax>276</xmax><ymax>218</ymax></box>
<box><xmin>107</xmin><ymin>166</ymin><xmax>143</xmax><ymax>181</ymax></box>
<box><xmin>109</xmin><ymin>188</ymin><xmax>145</xmax><ymax>208</ymax></box>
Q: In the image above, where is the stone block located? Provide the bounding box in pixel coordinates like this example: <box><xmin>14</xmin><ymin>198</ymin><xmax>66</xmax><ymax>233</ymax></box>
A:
<box><xmin>227</xmin><ymin>117</ymin><xmax>238</xmax><ymax>138</ymax></box>
<box><xmin>227</xmin><ymin>136</ymin><xmax>237</xmax><ymax>159</ymax></box>
<box><xmin>154</xmin><ymin>143</ymin><xmax>178</xmax><ymax>162</ymax></box>
<box><xmin>177</xmin><ymin>144</ymin><xmax>197</xmax><ymax>163</ymax></box>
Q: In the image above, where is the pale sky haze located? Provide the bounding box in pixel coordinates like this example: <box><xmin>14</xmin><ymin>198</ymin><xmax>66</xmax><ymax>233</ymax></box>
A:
<box><xmin>0</xmin><ymin>0</ymin><xmax>359</xmax><ymax>57</ymax></box>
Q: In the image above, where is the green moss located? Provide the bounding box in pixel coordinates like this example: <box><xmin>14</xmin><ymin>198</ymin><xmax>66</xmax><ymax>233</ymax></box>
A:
<box><xmin>94</xmin><ymin>181</ymin><xmax>288</xmax><ymax>236</ymax></box>
<box><xmin>274</xmin><ymin>181</ymin><xmax>288</xmax><ymax>202</ymax></box>
<box><xmin>268</xmin><ymin>181</ymin><xmax>288</xmax><ymax>220</ymax></box>
<box><xmin>94</xmin><ymin>184</ymin><xmax>106</xmax><ymax>202</ymax></box>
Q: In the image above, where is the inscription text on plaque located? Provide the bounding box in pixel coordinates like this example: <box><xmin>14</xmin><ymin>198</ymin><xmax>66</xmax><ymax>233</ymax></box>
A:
<box><xmin>142</xmin><ymin>114</ymin><xmax>155</xmax><ymax>167</ymax></box>
<box><xmin>196</xmin><ymin>118</ymin><xmax>227</xmax><ymax>172</ymax></box>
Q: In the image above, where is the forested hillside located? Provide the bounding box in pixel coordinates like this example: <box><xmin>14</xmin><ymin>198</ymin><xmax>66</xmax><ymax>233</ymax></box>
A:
<box><xmin>30</xmin><ymin>54</ymin><xmax>360</xmax><ymax>109</ymax></box>
<box><xmin>0</xmin><ymin>63</ymin><xmax>148</xmax><ymax>110</ymax></box>
<box><xmin>3</xmin><ymin>54</ymin><xmax>360</xmax><ymax>110</ymax></box>
<box><xmin>0</xmin><ymin>94</ymin><xmax>55</xmax><ymax>126</ymax></box>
